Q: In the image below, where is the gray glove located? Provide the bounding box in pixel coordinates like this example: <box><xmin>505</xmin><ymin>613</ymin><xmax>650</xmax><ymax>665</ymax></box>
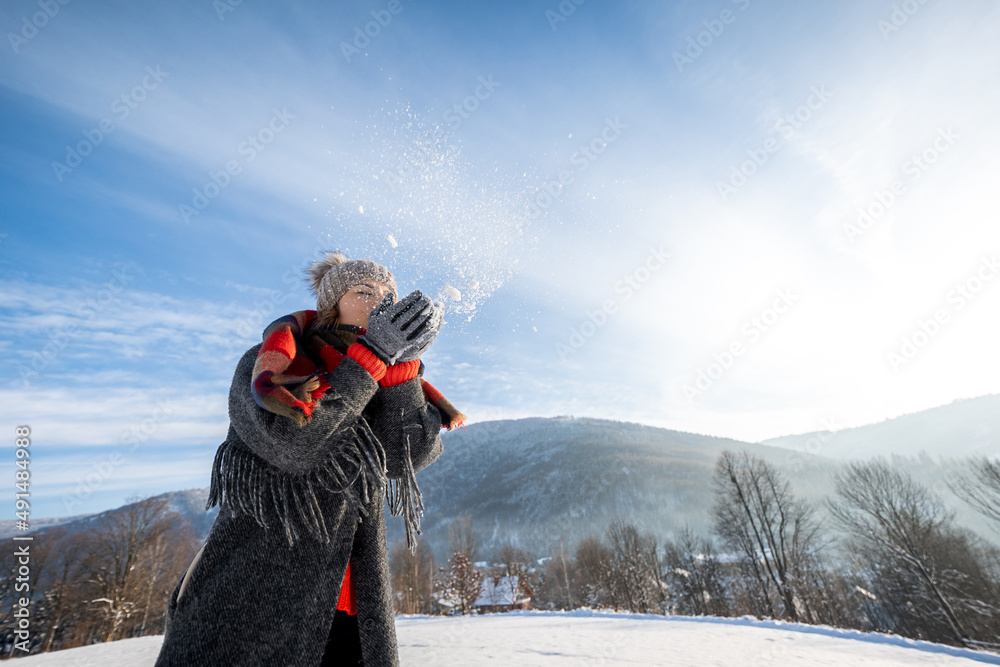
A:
<box><xmin>357</xmin><ymin>290</ymin><xmax>444</xmax><ymax>365</ymax></box>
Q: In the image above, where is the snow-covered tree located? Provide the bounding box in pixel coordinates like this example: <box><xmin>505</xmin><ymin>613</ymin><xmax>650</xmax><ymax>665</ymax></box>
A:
<box><xmin>437</xmin><ymin>552</ymin><xmax>483</xmax><ymax>616</ymax></box>
<box><xmin>489</xmin><ymin>541</ymin><xmax>534</xmax><ymax>605</ymax></box>
<box><xmin>606</xmin><ymin>519</ymin><xmax>665</xmax><ymax>614</ymax></box>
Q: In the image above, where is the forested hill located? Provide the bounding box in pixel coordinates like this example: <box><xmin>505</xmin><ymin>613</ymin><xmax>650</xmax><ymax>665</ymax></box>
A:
<box><xmin>13</xmin><ymin>402</ymin><xmax>996</xmax><ymax>563</ymax></box>
<box><xmin>383</xmin><ymin>416</ymin><xmax>832</xmax><ymax>562</ymax></box>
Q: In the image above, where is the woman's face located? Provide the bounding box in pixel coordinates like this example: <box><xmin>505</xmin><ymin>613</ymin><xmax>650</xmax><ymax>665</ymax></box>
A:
<box><xmin>335</xmin><ymin>281</ymin><xmax>393</xmax><ymax>327</ymax></box>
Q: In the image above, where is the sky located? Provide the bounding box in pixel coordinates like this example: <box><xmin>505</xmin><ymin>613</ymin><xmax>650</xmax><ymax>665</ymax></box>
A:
<box><xmin>2</xmin><ymin>0</ymin><xmax>999</xmax><ymax>519</ymax></box>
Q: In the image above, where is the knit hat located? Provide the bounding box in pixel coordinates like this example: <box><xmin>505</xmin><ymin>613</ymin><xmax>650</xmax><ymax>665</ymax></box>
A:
<box><xmin>305</xmin><ymin>251</ymin><xmax>399</xmax><ymax>316</ymax></box>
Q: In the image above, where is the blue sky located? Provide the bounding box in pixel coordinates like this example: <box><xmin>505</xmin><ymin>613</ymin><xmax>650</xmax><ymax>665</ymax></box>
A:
<box><xmin>2</xmin><ymin>0</ymin><xmax>999</xmax><ymax>519</ymax></box>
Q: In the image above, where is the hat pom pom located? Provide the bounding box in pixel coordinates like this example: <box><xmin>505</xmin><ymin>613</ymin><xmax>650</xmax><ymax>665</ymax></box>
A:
<box><xmin>305</xmin><ymin>250</ymin><xmax>350</xmax><ymax>297</ymax></box>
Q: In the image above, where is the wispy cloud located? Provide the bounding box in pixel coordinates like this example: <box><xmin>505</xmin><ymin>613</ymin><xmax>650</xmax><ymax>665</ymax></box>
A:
<box><xmin>2</xmin><ymin>0</ymin><xmax>1000</xmax><ymax>518</ymax></box>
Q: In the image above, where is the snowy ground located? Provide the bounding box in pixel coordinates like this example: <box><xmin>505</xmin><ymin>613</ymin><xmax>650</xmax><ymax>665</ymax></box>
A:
<box><xmin>13</xmin><ymin>609</ymin><xmax>1000</xmax><ymax>666</ymax></box>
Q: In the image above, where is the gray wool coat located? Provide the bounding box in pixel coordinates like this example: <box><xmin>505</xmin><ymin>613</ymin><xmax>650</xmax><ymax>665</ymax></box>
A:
<box><xmin>154</xmin><ymin>341</ymin><xmax>445</xmax><ymax>667</ymax></box>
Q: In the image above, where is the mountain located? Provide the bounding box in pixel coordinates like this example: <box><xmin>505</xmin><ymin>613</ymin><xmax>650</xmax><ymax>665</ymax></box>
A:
<box><xmin>381</xmin><ymin>416</ymin><xmax>835</xmax><ymax>563</ymax></box>
<box><xmin>0</xmin><ymin>513</ymin><xmax>97</xmax><ymax>541</ymax></box>
<box><xmin>1</xmin><ymin>489</ymin><xmax>218</xmax><ymax>543</ymax></box>
<box><xmin>20</xmin><ymin>417</ymin><xmax>834</xmax><ymax>563</ymax></box>
<box><xmin>759</xmin><ymin>393</ymin><xmax>1000</xmax><ymax>461</ymax></box>
<box><xmin>24</xmin><ymin>404</ymin><xmax>998</xmax><ymax>565</ymax></box>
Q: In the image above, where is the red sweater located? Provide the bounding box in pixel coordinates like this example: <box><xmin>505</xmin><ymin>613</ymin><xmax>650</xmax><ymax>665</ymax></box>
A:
<box><xmin>336</xmin><ymin>559</ymin><xmax>357</xmax><ymax>615</ymax></box>
<box><xmin>331</xmin><ymin>346</ymin><xmax>422</xmax><ymax>618</ymax></box>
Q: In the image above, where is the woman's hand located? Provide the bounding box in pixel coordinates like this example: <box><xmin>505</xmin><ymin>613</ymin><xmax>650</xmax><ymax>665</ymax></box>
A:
<box><xmin>357</xmin><ymin>290</ymin><xmax>444</xmax><ymax>365</ymax></box>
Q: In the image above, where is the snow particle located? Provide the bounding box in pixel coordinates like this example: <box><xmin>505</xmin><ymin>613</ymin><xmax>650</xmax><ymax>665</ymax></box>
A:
<box><xmin>444</xmin><ymin>285</ymin><xmax>462</xmax><ymax>301</ymax></box>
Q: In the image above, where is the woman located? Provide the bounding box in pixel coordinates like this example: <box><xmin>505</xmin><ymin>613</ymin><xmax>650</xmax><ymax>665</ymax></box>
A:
<box><xmin>155</xmin><ymin>251</ymin><xmax>466</xmax><ymax>667</ymax></box>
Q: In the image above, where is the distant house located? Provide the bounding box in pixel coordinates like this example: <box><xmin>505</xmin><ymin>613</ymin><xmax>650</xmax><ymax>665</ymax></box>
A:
<box><xmin>473</xmin><ymin>575</ymin><xmax>533</xmax><ymax>613</ymax></box>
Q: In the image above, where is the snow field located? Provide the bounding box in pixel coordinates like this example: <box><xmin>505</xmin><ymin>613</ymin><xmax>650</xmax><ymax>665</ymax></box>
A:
<box><xmin>12</xmin><ymin>609</ymin><xmax>1000</xmax><ymax>666</ymax></box>
<box><xmin>395</xmin><ymin>610</ymin><xmax>1000</xmax><ymax>666</ymax></box>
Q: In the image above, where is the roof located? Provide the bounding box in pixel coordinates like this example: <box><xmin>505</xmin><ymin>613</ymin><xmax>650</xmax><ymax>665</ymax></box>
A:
<box><xmin>473</xmin><ymin>576</ymin><xmax>532</xmax><ymax>607</ymax></box>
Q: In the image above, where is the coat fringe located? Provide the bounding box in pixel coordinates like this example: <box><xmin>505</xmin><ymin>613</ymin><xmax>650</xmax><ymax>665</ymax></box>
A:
<box><xmin>383</xmin><ymin>429</ymin><xmax>426</xmax><ymax>555</ymax></box>
<box><xmin>206</xmin><ymin>420</ymin><xmax>426</xmax><ymax>552</ymax></box>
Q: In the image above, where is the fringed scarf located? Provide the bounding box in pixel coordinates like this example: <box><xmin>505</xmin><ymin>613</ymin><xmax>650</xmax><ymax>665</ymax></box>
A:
<box><xmin>209</xmin><ymin>309</ymin><xmax>465</xmax><ymax>553</ymax></box>
<box><xmin>251</xmin><ymin>310</ymin><xmax>467</xmax><ymax>430</ymax></box>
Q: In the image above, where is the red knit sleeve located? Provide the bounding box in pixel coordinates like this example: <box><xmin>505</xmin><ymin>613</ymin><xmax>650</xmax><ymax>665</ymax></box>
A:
<box><xmin>379</xmin><ymin>359</ymin><xmax>421</xmax><ymax>387</ymax></box>
<box><xmin>346</xmin><ymin>343</ymin><xmax>387</xmax><ymax>383</ymax></box>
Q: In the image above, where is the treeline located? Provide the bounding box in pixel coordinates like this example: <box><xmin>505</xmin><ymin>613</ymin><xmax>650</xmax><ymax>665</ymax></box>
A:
<box><xmin>0</xmin><ymin>495</ymin><xmax>199</xmax><ymax>657</ymax></box>
<box><xmin>393</xmin><ymin>453</ymin><xmax>1000</xmax><ymax>654</ymax></box>
<box><xmin>3</xmin><ymin>453</ymin><xmax>998</xmax><ymax>657</ymax></box>
<box><xmin>389</xmin><ymin>513</ymin><xmax>537</xmax><ymax>617</ymax></box>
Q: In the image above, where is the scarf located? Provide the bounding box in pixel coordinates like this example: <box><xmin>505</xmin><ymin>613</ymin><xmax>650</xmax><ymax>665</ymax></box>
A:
<box><xmin>250</xmin><ymin>310</ymin><xmax>467</xmax><ymax>430</ymax></box>
<box><xmin>245</xmin><ymin>309</ymin><xmax>465</xmax><ymax>552</ymax></box>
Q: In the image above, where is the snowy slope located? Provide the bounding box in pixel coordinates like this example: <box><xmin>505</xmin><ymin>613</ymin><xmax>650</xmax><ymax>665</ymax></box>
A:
<box><xmin>16</xmin><ymin>610</ymin><xmax>1000</xmax><ymax>666</ymax></box>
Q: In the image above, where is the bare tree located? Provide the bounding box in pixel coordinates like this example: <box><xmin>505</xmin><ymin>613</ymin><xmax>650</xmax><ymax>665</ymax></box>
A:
<box><xmin>448</xmin><ymin>515</ymin><xmax>477</xmax><ymax>563</ymax></box>
<box><xmin>86</xmin><ymin>495</ymin><xmax>173</xmax><ymax>642</ymax></box>
<box><xmin>534</xmin><ymin>539</ymin><xmax>576</xmax><ymax>610</ymax></box>
<box><xmin>662</xmin><ymin>525</ymin><xmax>729</xmax><ymax>617</ymax></box>
<box><xmin>711</xmin><ymin>450</ymin><xmax>825</xmax><ymax>622</ymax></box>
<box><xmin>390</xmin><ymin>539</ymin><xmax>434</xmax><ymax>615</ymax></box>
<box><xmin>41</xmin><ymin>529</ymin><xmax>108</xmax><ymax>650</ymax></box>
<box><xmin>134</xmin><ymin>518</ymin><xmax>199</xmax><ymax>639</ymax></box>
<box><xmin>575</xmin><ymin>536</ymin><xmax>615</xmax><ymax>609</ymax></box>
<box><xmin>37</xmin><ymin>528</ymin><xmax>91</xmax><ymax>652</ymax></box>
<box><xmin>0</xmin><ymin>500</ymin><xmax>201</xmax><ymax>656</ymax></box>
<box><xmin>949</xmin><ymin>456</ymin><xmax>1000</xmax><ymax>532</ymax></box>
<box><xmin>829</xmin><ymin>460</ymin><xmax>985</xmax><ymax>648</ymax></box>
<box><xmin>556</xmin><ymin>538</ymin><xmax>574</xmax><ymax>609</ymax></box>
